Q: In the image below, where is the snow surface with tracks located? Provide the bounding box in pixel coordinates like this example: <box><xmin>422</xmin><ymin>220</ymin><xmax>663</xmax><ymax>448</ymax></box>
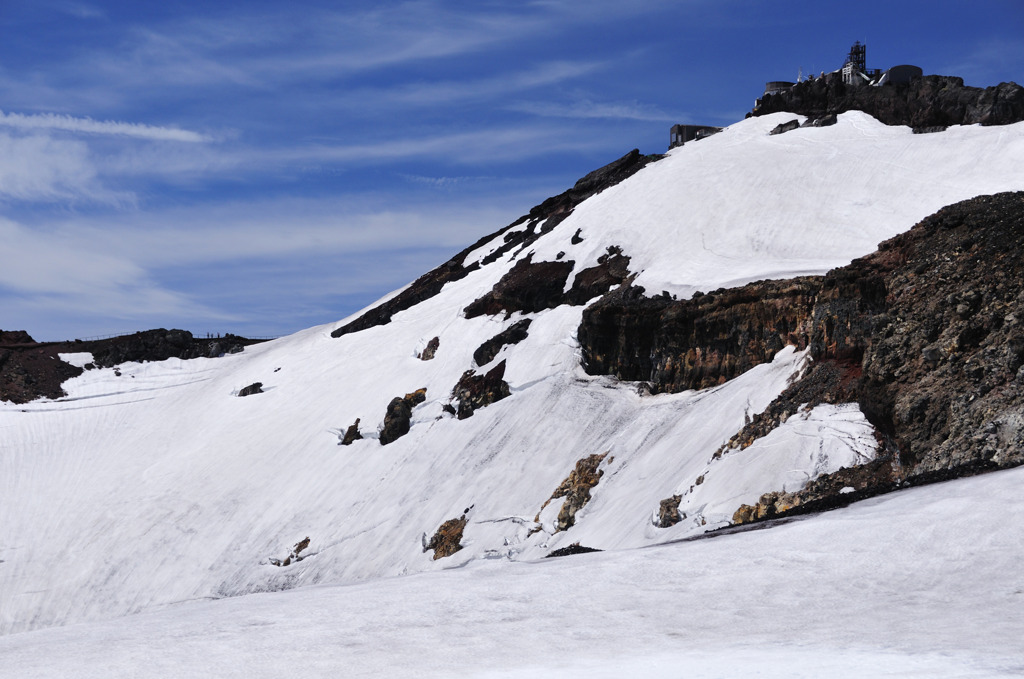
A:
<box><xmin>2</xmin><ymin>111</ymin><xmax>1024</xmax><ymax>673</ymax></box>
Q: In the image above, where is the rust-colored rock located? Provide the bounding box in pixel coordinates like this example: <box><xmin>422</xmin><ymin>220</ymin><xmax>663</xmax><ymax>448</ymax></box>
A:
<box><xmin>424</xmin><ymin>515</ymin><xmax>468</xmax><ymax>560</ymax></box>
<box><xmin>538</xmin><ymin>452</ymin><xmax>608</xmax><ymax>532</ymax></box>
<box><xmin>656</xmin><ymin>494</ymin><xmax>684</xmax><ymax>528</ymax></box>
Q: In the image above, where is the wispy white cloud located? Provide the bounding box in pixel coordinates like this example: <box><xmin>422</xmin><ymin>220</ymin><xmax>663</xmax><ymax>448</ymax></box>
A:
<box><xmin>48</xmin><ymin>0</ymin><xmax>104</xmax><ymax>19</ymax></box>
<box><xmin>0</xmin><ymin>132</ymin><xmax>129</xmax><ymax>204</ymax></box>
<box><xmin>0</xmin><ymin>216</ymin><xmax>216</xmax><ymax>326</ymax></box>
<box><xmin>0</xmin><ymin>110</ymin><xmax>211</xmax><ymax>142</ymax></box>
<box><xmin>343</xmin><ymin>61</ymin><xmax>605</xmax><ymax>110</ymax></box>
<box><xmin>509</xmin><ymin>98</ymin><xmax>678</xmax><ymax>121</ymax></box>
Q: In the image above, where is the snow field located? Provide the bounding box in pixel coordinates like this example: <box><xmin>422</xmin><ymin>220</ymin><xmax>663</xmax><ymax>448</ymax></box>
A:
<box><xmin>2</xmin><ymin>465</ymin><xmax>1023</xmax><ymax>678</ymax></box>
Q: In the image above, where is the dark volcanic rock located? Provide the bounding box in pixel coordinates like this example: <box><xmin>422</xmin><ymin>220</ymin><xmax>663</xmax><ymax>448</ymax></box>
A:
<box><xmin>90</xmin><ymin>329</ymin><xmax>250</xmax><ymax>368</ymax></box>
<box><xmin>751</xmin><ymin>74</ymin><xmax>1024</xmax><ymax>128</ymax></box>
<box><xmin>340</xmin><ymin>418</ymin><xmax>363</xmax><ymax>445</ymax></box>
<box><xmin>379</xmin><ymin>388</ymin><xmax>427</xmax><ymax>446</ymax></box>
<box><xmin>0</xmin><ymin>330</ymin><xmax>35</xmax><ymax>345</ymax></box>
<box><xmin>578</xmin><ymin>278</ymin><xmax>819</xmax><ymax>392</ymax></box>
<box><xmin>565</xmin><ymin>246</ymin><xmax>632</xmax><ymax>305</ymax></box>
<box><xmin>0</xmin><ymin>342</ymin><xmax>83</xmax><ymax>404</ymax></box>
<box><xmin>418</xmin><ymin>337</ymin><xmax>440</xmax><ymax>361</ymax></box>
<box><xmin>769</xmin><ymin>119</ymin><xmax>801</xmax><ymax>135</ymax></box>
<box><xmin>473</xmin><ymin>320</ymin><xmax>532</xmax><ymax>367</ymax></box>
<box><xmin>451</xmin><ymin>361</ymin><xmax>510</xmax><ymax>419</ymax></box>
<box><xmin>1</xmin><ymin>328</ymin><xmax>263</xmax><ymax>404</ymax></box>
<box><xmin>720</xmin><ymin>192</ymin><xmax>1024</xmax><ymax>524</ymax></box>
<box><xmin>464</xmin><ymin>254</ymin><xmax>575</xmax><ymax>319</ymax></box>
<box><xmin>545</xmin><ymin>543</ymin><xmax>602</xmax><ymax>558</ymax></box>
<box><xmin>332</xmin><ymin>149</ymin><xmax>662</xmax><ymax>338</ymax></box>
<box><xmin>237</xmin><ymin>382</ymin><xmax>263</xmax><ymax>397</ymax></box>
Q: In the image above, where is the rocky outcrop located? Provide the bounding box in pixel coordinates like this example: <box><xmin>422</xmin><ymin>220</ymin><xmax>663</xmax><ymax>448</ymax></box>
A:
<box><xmin>379</xmin><ymin>388</ymin><xmax>427</xmax><ymax>446</ymax></box>
<box><xmin>339</xmin><ymin>418</ymin><xmax>363</xmax><ymax>445</ymax></box>
<box><xmin>656</xmin><ymin>494</ymin><xmax>684</xmax><ymax>528</ymax></box>
<box><xmin>537</xmin><ymin>452</ymin><xmax>608</xmax><ymax>532</ymax></box>
<box><xmin>751</xmin><ymin>74</ymin><xmax>1024</xmax><ymax>128</ymax></box>
<box><xmin>769</xmin><ymin>119</ymin><xmax>800</xmax><ymax>135</ymax></box>
<box><xmin>332</xmin><ymin>150</ymin><xmax>661</xmax><ymax>338</ymax></box>
<box><xmin>451</xmin><ymin>361</ymin><xmax>510</xmax><ymax>419</ymax></box>
<box><xmin>0</xmin><ymin>329</ymin><xmax>265</xmax><ymax>404</ymax></box>
<box><xmin>418</xmin><ymin>337</ymin><xmax>439</xmax><ymax>361</ymax></box>
<box><xmin>473</xmin><ymin>320</ymin><xmax>532</xmax><ymax>367</ymax></box>
<box><xmin>578</xmin><ymin>278</ymin><xmax>819</xmax><ymax>392</ymax></box>
<box><xmin>0</xmin><ymin>343</ymin><xmax>83</xmax><ymax>404</ymax></box>
<box><xmin>725</xmin><ymin>192</ymin><xmax>1024</xmax><ymax>524</ymax></box>
<box><xmin>733</xmin><ymin>456</ymin><xmax>901</xmax><ymax>525</ymax></box>
<box><xmin>565</xmin><ymin>247</ymin><xmax>631</xmax><ymax>305</ymax></box>
<box><xmin>269</xmin><ymin>536</ymin><xmax>311</xmax><ymax>567</ymax></box>
<box><xmin>578</xmin><ymin>193</ymin><xmax>1024</xmax><ymax>526</ymax></box>
<box><xmin>237</xmin><ymin>382</ymin><xmax>263</xmax><ymax>397</ymax></box>
<box><xmin>89</xmin><ymin>329</ymin><xmax>251</xmax><ymax>368</ymax></box>
<box><xmin>545</xmin><ymin>543</ymin><xmax>602</xmax><ymax>558</ymax></box>
<box><xmin>424</xmin><ymin>513</ymin><xmax>468</xmax><ymax>560</ymax></box>
<box><xmin>464</xmin><ymin>255</ymin><xmax>575</xmax><ymax>319</ymax></box>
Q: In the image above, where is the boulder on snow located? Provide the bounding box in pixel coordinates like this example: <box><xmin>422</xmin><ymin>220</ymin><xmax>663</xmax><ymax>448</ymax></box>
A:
<box><xmin>339</xmin><ymin>418</ymin><xmax>363</xmax><ymax>446</ymax></box>
<box><xmin>379</xmin><ymin>388</ymin><xmax>427</xmax><ymax>445</ymax></box>
<box><xmin>418</xmin><ymin>336</ymin><xmax>440</xmax><ymax>361</ymax></box>
<box><xmin>237</xmin><ymin>382</ymin><xmax>263</xmax><ymax>397</ymax></box>
<box><xmin>424</xmin><ymin>514</ymin><xmax>468</xmax><ymax>560</ymax></box>
<box><xmin>450</xmin><ymin>361</ymin><xmax>510</xmax><ymax>419</ymax></box>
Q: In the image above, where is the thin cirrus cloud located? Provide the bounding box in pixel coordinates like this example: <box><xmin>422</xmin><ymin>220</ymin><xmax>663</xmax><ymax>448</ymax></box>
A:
<box><xmin>0</xmin><ymin>110</ymin><xmax>211</xmax><ymax>143</ymax></box>
<box><xmin>509</xmin><ymin>98</ymin><xmax>679</xmax><ymax>122</ymax></box>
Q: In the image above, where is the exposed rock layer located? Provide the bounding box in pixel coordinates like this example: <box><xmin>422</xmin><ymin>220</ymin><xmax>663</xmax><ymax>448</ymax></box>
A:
<box><xmin>579</xmin><ymin>278</ymin><xmax>819</xmax><ymax>392</ymax></box>
<box><xmin>751</xmin><ymin>74</ymin><xmax>1024</xmax><ymax>128</ymax></box>
<box><xmin>620</xmin><ymin>192</ymin><xmax>1024</xmax><ymax>523</ymax></box>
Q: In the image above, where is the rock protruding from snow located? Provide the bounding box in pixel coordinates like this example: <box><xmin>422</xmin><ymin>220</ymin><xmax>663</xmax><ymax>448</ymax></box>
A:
<box><xmin>450</xmin><ymin>361</ymin><xmax>510</xmax><ymax>419</ymax></box>
<box><xmin>424</xmin><ymin>514</ymin><xmax>468</xmax><ymax>560</ymax></box>
<box><xmin>472</xmin><ymin>320</ymin><xmax>532</xmax><ymax>367</ymax></box>
<box><xmin>339</xmin><ymin>418</ymin><xmax>363</xmax><ymax>446</ymax></box>
<box><xmin>418</xmin><ymin>337</ymin><xmax>439</xmax><ymax>361</ymax></box>
<box><xmin>464</xmin><ymin>255</ymin><xmax>575</xmax><ymax>319</ymax></box>
<box><xmin>269</xmin><ymin>537</ymin><xmax>311</xmax><ymax>567</ymax></box>
<box><xmin>656</xmin><ymin>494</ymin><xmax>684</xmax><ymax>528</ymax></box>
<box><xmin>237</xmin><ymin>382</ymin><xmax>263</xmax><ymax>397</ymax></box>
<box><xmin>379</xmin><ymin>389</ymin><xmax>427</xmax><ymax>445</ymax></box>
<box><xmin>538</xmin><ymin>452</ymin><xmax>608</xmax><ymax>532</ymax></box>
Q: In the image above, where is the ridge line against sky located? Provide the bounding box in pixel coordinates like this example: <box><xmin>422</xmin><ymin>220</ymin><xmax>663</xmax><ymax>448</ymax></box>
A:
<box><xmin>0</xmin><ymin>0</ymin><xmax>1021</xmax><ymax>340</ymax></box>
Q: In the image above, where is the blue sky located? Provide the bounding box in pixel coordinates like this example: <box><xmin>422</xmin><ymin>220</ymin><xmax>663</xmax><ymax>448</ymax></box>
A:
<box><xmin>1</xmin><ymin>0</ymin><xmax>1021</xmax><ymax>340</ymax></box>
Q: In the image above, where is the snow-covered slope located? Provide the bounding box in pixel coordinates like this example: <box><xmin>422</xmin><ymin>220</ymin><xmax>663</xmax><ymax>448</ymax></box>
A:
<box><xmin>3</xmin><ymin>466</ymin><xmax>1023</xmax><ymax>678</ymax></box>
<box><xmin>2</xmin><ymin>111</ymin><xmax>1023</xmax><ymax>638</ymax></box>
